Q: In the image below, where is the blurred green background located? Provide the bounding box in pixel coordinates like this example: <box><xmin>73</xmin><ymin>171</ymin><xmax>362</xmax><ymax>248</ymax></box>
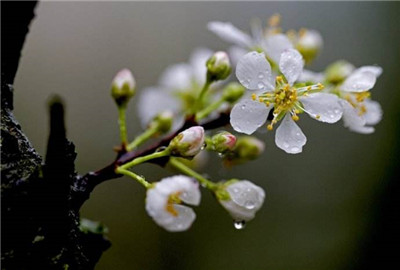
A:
<box><xmin>13</xmin><ymin>2</ymin><xmax>400</xmax><ymax>270</ymax></box>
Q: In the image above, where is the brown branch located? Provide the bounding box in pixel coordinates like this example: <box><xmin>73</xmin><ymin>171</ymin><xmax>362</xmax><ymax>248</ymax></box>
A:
<box><xmin>71</xmin><ymin>112</ymin><xmax>231</xmax><ymax>210</ymax></box>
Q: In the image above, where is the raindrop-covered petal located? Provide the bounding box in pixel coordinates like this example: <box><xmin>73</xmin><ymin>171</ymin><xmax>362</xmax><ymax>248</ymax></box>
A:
<box><xmin>354</xmin><ymin>65</ymin><xmax>383</xmax><ymax>78</ymax></box>
<box><xmin>219</xmin><ymin>180</ymin><xmax>265</xmax><ymax>222</ymax></box>
<box><xmin>340</xmin><ymin>100</ymin><xmax>369</xmax><ymax>133</ymax></box>
<box><xmin>364</xmin><ymin>99</ymin><xmax>382</xmax><ymax>125</ymax></box>
<box><xmin>341</xmin><ymin>70</ymin><xmax>377</xmax><ymax>92</ymax></box>
<box><xmin>275</xmin><ymin>114</ymin><xmax>307</xmax><ymax>154</ymax></box>
<box><xmin>236</xmin><ymin>51</ymin><xmax>275</xmax><ymax>91</ymax></box>
<box><xmin>159</xmin><ymin>63</ymin><xmax>193</xmax><ymax>92</ymax></box>
<box><xmin>230</xmin><ymin>99</ymin><xmax>270</xmax><ymax>135</ymax></box>
<box><xmin>208</xmin><ymin>21</ymin><xmax>253</xmax><ymax>48</ymax></box>
<box><xmin>162</xmin><ymin>205</ymin><xmax>196</xmax><ymax>232</ymax></box>
<box><xmin>190</xmin><ymin>47</ymin><xmax>213</xmax><ymax>86</ymax></box>
<box><xmin>279</xmin><ymin>49</ymin><xmax>304</xmax><ymax>86</ymax></box>
<box><xmin>299</xmin><ymin>93</ymin><xmax>343</xmax><ymax>123</ymax></box>
<box><xmin>137</xmin><ymin>87</ymin><xmax>181</xmax><ymax>127</ymax></box>
<box><xmin>263</xmin><ymin>33</ymin><xmax>294</xmax><ymax>63</ymax></box>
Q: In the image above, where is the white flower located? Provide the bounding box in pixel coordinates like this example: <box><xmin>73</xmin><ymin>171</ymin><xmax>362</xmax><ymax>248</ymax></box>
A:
<box><xmin>218</xmin><ymin>180</ymin><xmax>265</xmax><ymax>222</ymax></box>
<box><xmin>208</xmin><ymin>18</ymin><xmax>323</xmax><ymax>65</ymax></box>
<box><xmin>208</xmin><ymin>20</ymin><xmax>293</xmax><ymax>65</ymax></box>
<box><xmin>145</xmin><ymin>175</ymin><xmax>201</xmax><ymax>232</ymax></box>
<box><xmin>137</xmin><ymin>48</ymin><xmax>213</xmax><ymax>128</ymax></box>
<box><xmin>231</xmin><ymin>50</ymin><xmax>343</xmax><ymax>154</ymax></box>
<box><xmin>337</xmin><ymin>65</ymin><xmax>383</xmax><ymax>133</ymax></box>
<box><xmin>169</xmin><ymin>126</ymin><xmax>205</xmax><ymax>157</ymax></box>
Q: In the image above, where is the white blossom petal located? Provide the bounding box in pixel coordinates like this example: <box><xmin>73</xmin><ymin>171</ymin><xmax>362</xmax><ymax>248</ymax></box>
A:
<box><xmin>159</xmin><ymin>63</ymin><xmax>192</xmax><ymax>92</ymax></box>
<box><xmin>137</xmin><ymin>87</ymin><xmax>181</xmax><ymax>127</ymax></box>
<box><xmin>145</xmin><ymin>176</ymin><xmax>200</xmax><ymax>232</ymax></box>
<box><xmin>340</xmin><ymin>100</ymin><xmax>366</xmax><ymax>131</ymax></box>
<box><xmin>341</xmin><ymin>70</ymin><xmax>377</xmax><ymax>92</ymax></box>
<box><xmin>189</xmin><ymin>47</ymin><xmax>213</xmax><ymax>86</ymax></box>
<box><xmin>236</xmin><ymin>51</ymin><xmax>275</xmax><ymax>91</ymax></box>
<box><xmin>263</xmin><ymin>33</ymin><xmax>294</xmax><ymax>63</ymax></box>
<box><xmin>228</xmin><ymin>46</ymin><xmax>248</xmax><ymax>66</ymax></box>
<box><xmin>250</xmin><ymin>18</ymin><xmax>264</xmax><ymax>47</ymax></box>
<box><xmin>364</xmin><ymin>99</ymin><xmax>382</xmax><ymax>125</ymax></box>
<box><xmin>353</xmin><ymin>65</ymin><xmax>383</xmax><ymax>78</ymax></box>
<box><xmin>230</xmin><ymin>99</ymin><xmax>270</xmax><ymax>135</ymax></box>
<box><xmin>219</xmin><ymin>180</ymin><xmax>265</xmax><ymax>222</ymax></box>
<box><xmin>275</xmin><ymin>114</ymin><xmax>307</xmax><ymax>154</ymax></box>
<box><xmin>162</xmin><ymin>205</ymin><xmax>196</xmax><ymax>232</ymax></box>
<box><xmin>279</xmin><ymin>49</ymin><xmax>304</xmax><ymax>86</ymax></box>
<box><xmin>298</xmin><ymin>69</ymin><xmax>325</xmax><ymax>83</ymax></box>
<box><xmin>207</xmin><ymin>21</ymin><xmax>253</xmax><ymax>48</ymax></box>
<box><xmin>299</xmin><ymin>93</ymin><xmax>343</xmax><ymax>123</ymax></box>
<box><xmin>348</xmin><ymin>125</ymin><xmax>375</xmax><ymax>134</ymax></box>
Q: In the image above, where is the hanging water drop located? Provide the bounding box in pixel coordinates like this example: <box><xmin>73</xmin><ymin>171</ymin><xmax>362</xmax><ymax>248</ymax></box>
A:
<box><xmin>233</xmin><ymin>220</ymin><xmax>246</xmax><ymax>230</ymax></box>
<box><xmin>244</xmin><ymin>200</ymin><xmax>256</xmax><ymax>209</ymax></box>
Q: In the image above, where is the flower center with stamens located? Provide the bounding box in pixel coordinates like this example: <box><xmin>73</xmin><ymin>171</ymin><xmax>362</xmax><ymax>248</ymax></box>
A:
<box><xmin>252</xmin><ymin>76</ymin><xmax>324</xmax><ymax>130</ymax></box>
<box><xmin>344</xmin><ymin>91</ymin><xmax>370</xmax><ymax>116</ymax></box>
<box><xmin>165</xmin><ymin>192</ymin><xmax>182</xmax><ymax>217</ymax></box>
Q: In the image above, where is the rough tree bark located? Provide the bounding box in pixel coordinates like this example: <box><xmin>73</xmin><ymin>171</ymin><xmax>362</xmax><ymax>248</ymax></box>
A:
<box><xmin>1</xmin><ymin>2</ymin><xmax>110</xmax><ymax>269</ymax></box>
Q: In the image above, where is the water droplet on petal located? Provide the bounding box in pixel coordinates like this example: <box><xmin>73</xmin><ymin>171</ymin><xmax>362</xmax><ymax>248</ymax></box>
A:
<box><xmin>233</xmin><ymin>220</ymin><xmax>246</xmax><ymax>230</ymax></box>
<box><xmin>258</xmin><ymin>82</ymin><xmax>265</xmax><ymax>90</ymax></box>
<box><xmin>244</xmin><ymin>200</ymin><xmax>256</xmax><ymax>209</ymax></box>
<box><xmin>258</xmin><ymin>73</ymin><xmax>264</xmax><ymax>79</ymax></box>
<box><xmin>291</xmin><ymin>146</ymin><xmax>300</xmax><ymax>152</ymax></box>
<box><xmin>283</xmin><ymin>142</ymin><xmax>289</xmax><ymax>148</ymax></box>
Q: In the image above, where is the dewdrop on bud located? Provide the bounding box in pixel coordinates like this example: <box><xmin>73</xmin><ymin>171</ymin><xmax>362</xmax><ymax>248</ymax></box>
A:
<box><xmin>169</xmin><ymin>126</ymin><xmax>205</xmax><ymax>157</ymax></box>
<box><xmin>211</xmin><ymin>132</ymin><xmax>236</xmax><ymax>153</ymax></box>
<box><xmin>217</xmin><ymin>180</ymin><xmax>265</xmax><ymax>223</ymax></box>
<box><xmin>206</xmin><ymin>51</ymin><xmax>231</xmax><ymax>82</ymax></box>
<box><xmin>111</xmin><ymin>68</ymin><xmax>136</xmax><ymax>106</ymax></box>
<box><xmin>222</xmin><ymin>83</ymin><xmax>245</xmax><ymax>104</ymax></box>
<box><xmin>325</xmin><ymin>60</ymin><xmax>355</xmax><ymax>84</ymax></box>
<box><xmin>150</xmin><ymin>110</ymin><xmax>173</xmax><ymax>134</ymax></box>
<box><xmin>296</xmin><ymin>29</ymin><xmax>323</xmax><ymax>64</ymax></box>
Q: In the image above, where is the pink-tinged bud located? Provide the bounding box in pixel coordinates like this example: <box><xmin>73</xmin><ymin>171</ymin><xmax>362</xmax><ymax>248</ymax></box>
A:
<box><xmin>169</xmin><ymin>126</ymin><xmax>205</xmax><ymax>157</ymax></box>
<box><xmin>111</xmin><ymin>68</ymin><xmax>136</xmax><ymax>105</ymax></box>
<box><xmin>211</xmin><ymin>131</ymin><xmax>236</xmax><ymax>153</ymax></box>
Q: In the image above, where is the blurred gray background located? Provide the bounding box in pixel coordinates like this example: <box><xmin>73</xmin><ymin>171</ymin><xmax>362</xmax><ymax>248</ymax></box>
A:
<box><xmin>13</xmin><ymin>2</ymin><xmax>400</xmax><ymax>270</ymax></box>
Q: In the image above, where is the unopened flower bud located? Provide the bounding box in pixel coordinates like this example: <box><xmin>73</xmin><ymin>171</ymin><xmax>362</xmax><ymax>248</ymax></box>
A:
<box><xmin>325</xmin><ymin>60</ymin><xmax>355</xmax><ymax>84</ymax></box>
<box><xmin>150</xmin><ymin>110</ymin><xmax>173</xmax><ymax>134</ymax></box>
<box><xmin>217</xmin><ymin>180</ymin><xmax>265</xmax><ymax>222</ymax></box>
<box><xmin>169</xmin><ymin>126</ymin><xmax>205</xmax><ymax>157</ymax></box>
<box><xmin>206</xmin><ymin>51</ymin><xmax>231</xmax><ymax>82</ymax></box>
<box><xmin>222</xmin><ymin>83</ymin><xmax>245</xmax><ymax>103</ymax></box>
<box><xmin>234</xmin><ymin>136</ymin><xmax>265</xmax><ymax>160</ymax></box>
<box><xmin>111</xmin><ymin>69</ymin><xmax>136</xmax><ymax>106</ymax></box>
<box><xmin>296</xmin><ymin>29</ymin><xmax>323</xmax><ymax>64</ymax></box>
<box><xmin>211</xmin><ymin>131</ymin><xmax>236</xmax><ymax>153</ymax></box>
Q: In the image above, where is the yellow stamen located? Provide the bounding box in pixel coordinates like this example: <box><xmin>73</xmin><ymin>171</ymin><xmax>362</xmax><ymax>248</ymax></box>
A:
<box><xmin>316</xmin><ymin>114</ymin><xmax>321</xmax><ymax>119</ymax></box>
<box><xmin>317</xmin><ymin>83</ymin><xmax>324</xmax><ymax>90</ymax></box>
<box><xmin>268</xmin><ymin>13</ymin><xmax>281</xmax><ymax>27</ymax></box>
<box><xmin>292</xmin><ymin>115</ymin><xmax>299</xmax><ymax>121</ymax></box>
<box><xmin>267</xmin><ymin>124</ymin><xmax>273</xmax><ymax>131</ymax></box>
<box><xmin>251</xmin><ymin>93</ymin><xmax>257</xmax><ymax>100</ymax></box>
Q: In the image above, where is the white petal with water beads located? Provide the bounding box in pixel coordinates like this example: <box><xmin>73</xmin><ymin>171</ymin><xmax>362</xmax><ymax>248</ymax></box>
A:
<box><xmin>279</xmin><ymin>49</ymin><xmax>304</xmax><ymax>86</ymax></box>
<box><xmin>341</xmin><ymin>70</ymin><xmax>377</xmax><ymax>92</ymax></box>
<box><xmin>299</xmin><ymin>93</ymin><xmax>343</xmax><ymax>123</ymax></box>
<box><xmin>145</xmin><ymin>176</ymin><xmax>201</xmax><ymax>232</ymax></box>
<box><xmin>263</xmin><ymin>34</ymin><xmax>294</xmax><ymax>63</ymax></box>
<box><xmin>230</xmin><ymin>99</ymin><xmax>270</xmax><ymax>135</ymax></box>
<box><xmin>219</xmin><ymin>180</ymin><xmax>265</xmax><ymax>222</ymax></box>
<box><xmin>275</xmin><ymin>114</ymin><xmax>307</xmax><ymax>154</ymax></box>
<box><xmin>236</xmin><ymin>52</ymin><xmax>275</xmax><ymax>91</ymax></box>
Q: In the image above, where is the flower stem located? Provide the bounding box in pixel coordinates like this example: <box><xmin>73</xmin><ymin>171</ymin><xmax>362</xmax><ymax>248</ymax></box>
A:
<box><xmin>195</xmin><ymin>97</ymin><xmax>225</xmax><ymax>121</ymax></box>
<box><xmin>169</xmin><ymin>157</ymin><xmax>217</xmax><ymax>190</ymax></box>
<box><xmin>115</xmin><ymin>167</ymin><xmax>151</xmax><ymax>189</ymax></box>
<box><xmin>194</xmin><ymin>80</ymin><xmax>212</xmax><ymax>113</ymax></box>
<box><xmin>118</xmin><ymin>105</ymin><xmax>128</xmax><ymax>147</ymax></box>
<box><xmin>127</xmin><ymin>125</ymin><xmax>158</xmax><ymax>151</ymax></box>
<box><xmin>119</xmin><ymin>148</ymin><xmax>171</xmax><ymax>170</ymax></box>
